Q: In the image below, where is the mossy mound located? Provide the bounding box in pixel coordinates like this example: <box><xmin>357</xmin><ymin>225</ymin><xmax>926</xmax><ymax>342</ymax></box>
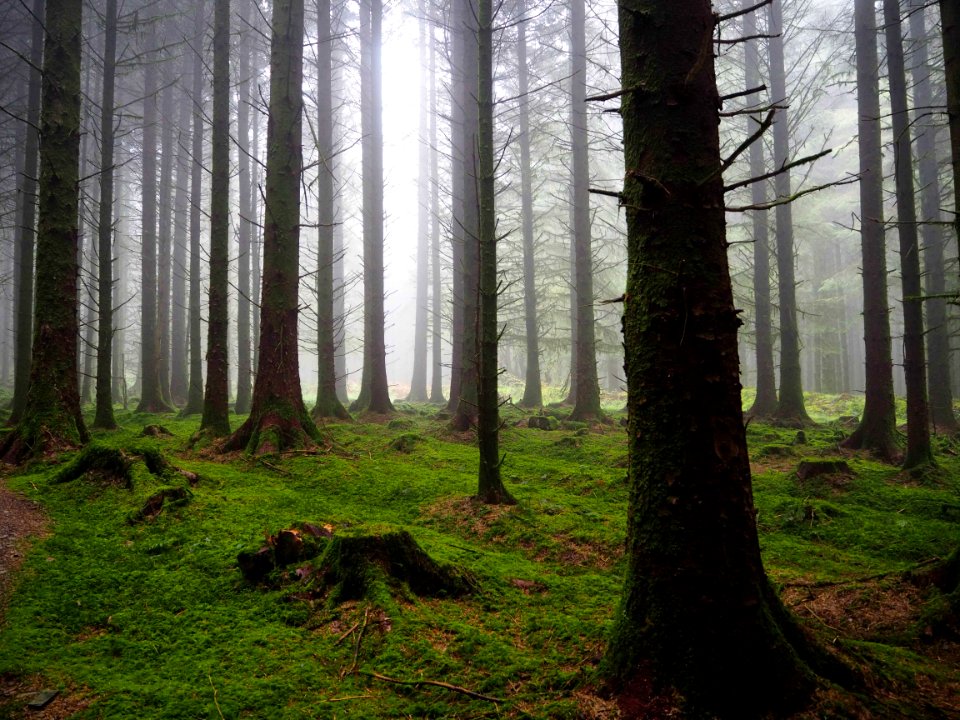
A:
<box><xmin>129</xmin><ymin>487</ymin><xmax>192</xmax><ymax>524</ymax></box>
<box><xmin>140</xmin><ymin>425</ymin><xmax>174</xmax><ymax>437</ymax></box>
<box><xmin>528</xmin><ymin>416</ymin><xmax>557</xmax><ymax>431</ymax></box>
<box><xmin>316</xmin><ymin>530</ymin><xmax>475</xmax><ymax>603</ymax></box>
<box><xmin>53</xmin><ymin>444</ymin><xmax>133</xmax><ymax>488</ymax></box>
<box><xmin>388</xmin><ymin>433</ymin><xmax>421</xmax><ymax>453</ymax></box>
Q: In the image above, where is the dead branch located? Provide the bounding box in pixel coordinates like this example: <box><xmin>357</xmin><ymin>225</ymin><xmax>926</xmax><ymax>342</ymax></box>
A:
<box><xmin>723</xmin><ymin>148</ymin><xmax>831</xmax><ymax>194</ymax></box>
<box><xmin>715</xmin><ymin>0</ymin><xmax>773</xmax><ymax>24</ymax></box>
<box><xmin>726</xmin><ymin>175</ymin><xmax>859</xmax><ymax>212</ymax></box>
<box><xmin>360</xmin><ymin>670</ymin><xmax>506</xmax><ymax>704</ymax></box>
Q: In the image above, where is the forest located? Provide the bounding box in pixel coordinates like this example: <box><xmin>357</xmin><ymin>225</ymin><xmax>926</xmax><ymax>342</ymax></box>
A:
<box><xmin>0</xmin><ymin>0</ymin><xmax>959</xmax><ymax>716</ymax></box>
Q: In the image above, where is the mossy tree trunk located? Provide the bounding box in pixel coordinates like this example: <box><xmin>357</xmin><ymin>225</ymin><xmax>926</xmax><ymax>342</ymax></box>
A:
<box><xmin>768</xmin><ymin>0</ymin><xmax>812</xmax><ymax>426</ymax></box>
<box><xmin>883</xmin><ymin>0</ymin><xmax>933</xmax><ymax>469</ymax></box>
<box><xmin>516</xmin><ymin>10</ymin><xmax>542</xmax><ymax>410</ymax></box>
<box><xmin>200</xmin><ymin>0</ymin><xmax>232</xmax><ymax>437</ymax></box>
<box><xmin>910</xmin><ymin>0</ymin><xmax>957</xmax><ymax>433</ymax></box>
<box><xmin>602</xmin><ymin>1</ymin><xmax>821</xmax><ymax>714</ymax></box>
<box><xmin>223</xmin><ymin>0</ymin><xmax>319</xmax><ymax>454</ymax></box>
<box><xmin>942</xmin><ymin>0</ymin><xmax>960</xmax><ymax>250</ymax></box>
<box><xmin>567</xmin><ymin>0</ymin><xmax>601</xmax><ymax>422</ymax></box>
<box><xmin>842</xmin><ymin>0</ymin><xmax>898</xmax><ymax>461</ymax></box>
<box><xmin>235</xmin><ymin>0</ymin><xmax>253</xmax><ymax>416</ymax></box>
<box><xmin>182</xmin><ymin>9</ymin><xmax>206</xmax><ymax>416</ymax></box>
<box><xmin>2</xmin><ymin>0</ymin><xmax>89</xmax><ymax>462</ymax></box>
<box><xmin>10</xmin><ymin>0</ymin><xmax>43</xmax><ymax>425</ymax></box>
<box><xmin>93</xmin><ymin>0</ymin><xmax>118</xmax><ymax>430</ymax></box>
<box><xmin>742</xmin><ymin>0</ymin><xmax>777</xmax><ymax>419</ymax></box>
<box><xmin>475</xmin><ymin>0</ymin><xmax>514</xmax><ymax>506</ymax></box>
<box><xmin>312</xmin><ymin>0</ymin><xmax>349</xmax><ymax>420</ymax></box>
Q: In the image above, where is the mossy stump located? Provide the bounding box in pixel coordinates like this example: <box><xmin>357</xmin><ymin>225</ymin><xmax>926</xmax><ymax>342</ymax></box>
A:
<box><xmin>129</xmin><ymin>487</ymin><xmax>192</xmax><ymax>523</ymax></box>
<box><xmin>796</xmin><ymin>460</ymin><xmax>853</xmax><ymax>482</ymax></box>
<box><xmin>238</xmin><ymin>523</ymin><xmax>334</xmax><ymax>584</ymax></box>
<box><xmin>53</xmin><ymin>444</ymin><xmax>133</xmax><ymax>487</ymax></box>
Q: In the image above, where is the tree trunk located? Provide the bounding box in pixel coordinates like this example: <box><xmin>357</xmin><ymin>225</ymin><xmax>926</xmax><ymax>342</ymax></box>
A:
<box><xmin>516</xmin><ymin>10</ymin><xmax>542</xmax><ymax>409</ymax></box>
<box><xmin>406</xmin><ymin>7</ymin><xmax>430</xmax><ymax>403</ymax></box>
<box><xmin>428</xmin><ymin>25</ymin><xmax>445</xmax><ymax>405</ymax></box>
<box><xmin>10</xmin><ymin>0</ymin><xmax>43</xmax><ymax>424</ymax></box>
<box><xmin>157</xmin><ymin>72</ymin><xmax>174</xmax><ymax>408</ymax></box>
<box><xmin>602</xmin><ymin>1</ymin><xmax>830</xmax><ymax>713</ymax></box>
<box><xmin>93</xmin><ymin>0</ymin><xmax>118</xmax><ymax>429</ymax></box>
<box><xmin>200</xmin><ymin>0</ymin><xmax>232</xmax><ymax>437</ymax></box>
<box><xmin>910</xmin><ymin>0</ymin><xmax>957</xmax><ymax>432</ymax></box>
<box><xmin>475</xmin><ymin>0</ymin><xmax>514</xmax><ymax>505</ymax></box>
<box><xmin>350</xmin><ymin>0</ymin><xmax>394</xmax><ymax>415</ymax></box>
<box><xmin>941</xmin><ymin>0</ymin><xmax>960</xmax><ymax>249</ymax></box>
<box><xmin>250</xmin><ymin>76</ymin><xmax>262</xmax><ymax>379</ymax></box>
<box><xmin>136</xmin><ymin>23</ymin><xmax>172</xmax><ymax>414</ymax></box>
<box><xmin>224</xmin><ymin>0</ymin><xmax>320</xmax><ymax>453</ymax></box>
<box><xmin>183</xmin><ymin>7</ymin><xmax>206</xmax><ymax>416</ymax></box>
<box><xmin>883</xmin><ymin>0</ymin><xmax>933</xmax><ymax>469</ymax></box>
<box><xmin>743</xmin><ymin>0</ymin><xmax>777</xmax><ymax>418</ymax></box>
<box><xmin>568</xmin><ymin>0</ymin><xmax>601</xmax><ymax>421</ymax></box>
<box><xmin>235</xmin><ymin>1</ymin><xmax>253</xmax><ymax>415</ymax></box>
<box><xmin>842</xmin><ymin>0</ymin><xmax>898</xmax><ymax>460</ymax></box>
<box><xmin>2</xmin><ymin>0</ymin><xmax>89</xmax><ymax>462</ymax></box>
<box><xmin>170</xmin><ymin>52</ymin><xmax>191</xmax><ymax>406</ymax></box>
<box><xmin>312</xmin><ymin>0</ymin><xmax>349</xmax><ymax>420</ymax></box>
<box><xmin>768</xmin><ymin>0</ymin><xmax>811</xmax><ymax>426</ymax></box>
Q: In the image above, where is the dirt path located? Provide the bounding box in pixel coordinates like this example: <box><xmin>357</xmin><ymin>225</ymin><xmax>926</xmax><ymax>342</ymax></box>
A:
<box><xmin>0</xmin><ymin>476</ymin><xmax>47</xmax><ymax>620</ymax></box>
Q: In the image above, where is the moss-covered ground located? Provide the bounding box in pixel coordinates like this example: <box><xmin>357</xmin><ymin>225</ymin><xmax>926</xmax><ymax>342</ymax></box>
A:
<box><xmin>0</xmin><ymin>391</ymin><xmax>958</xmax><ymax>718</ymax></box>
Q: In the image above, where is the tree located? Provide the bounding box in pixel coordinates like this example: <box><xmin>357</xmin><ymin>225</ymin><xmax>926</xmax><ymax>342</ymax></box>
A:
<box><xmin>567</xmin><ymin>0</ymin><xmax>601</xmax><ymax>421</ymax></box>
<box><xmin>1</xmin><ymin>0</ymin><xmax>89</xmax><ymax>461</ymax></box>
<box><xmin>883</xmin><ymin>0</ymin><xmax>933</xmax><ymax>469</ymax></box>
<box><xmin>842</xmin><ymin>0</ymin><xmax>898</xmax><ymax>460</ymax></box>
<box><xmin>312</xmin><ymin>0</ymin><xmax>349</xmax><ymax>420</ymax></box>
<box><xmin>602</xmin><ymin>0</ymin><xmax>830</xmax><ymax>713</ymax></box>
<box><xmin>199</xmin><ymin>0</ymin><xmax>232</xmax><ymax>437</ymax></box>
<box><xmin>234</xmin><ymin>0</ymin><xmax>254</xmax><ymax>416</ymax></box>
<box><xmin>224</xmin><ymin>0</ymin><xmax>320</xmax><ymax>453</ymax></box>
<box><xmin>170</xmin><ymin>50</ymin><xmax>192</xmax><ymax>406</ymax></box>
<box><xmin>768</xmin><ymin>0</ymin><xmax>811</xmax><ymax>426</ymax></box>
<box><xmin>942</xmin><ymin>0</ymin><xmax>960</xmax><ymax>248</ymax></box>
<box><xmin>350</xmin><ymin>0</ymin><xmax>394</xmax><ymax>415</ymax></box>
<box><xmin>428</xmin><ymin>24</ymin><xmax>445</xmax><ymax>406</ymax></box>
<box><xmin>9</xmin><ymin>0</ymin><xmax>43</xmax><ymax>424</ymax></box>
<box><xmin>93</xmin><ymin>0</ymin><xmax>118</xmax><ymax>430</ymax></box>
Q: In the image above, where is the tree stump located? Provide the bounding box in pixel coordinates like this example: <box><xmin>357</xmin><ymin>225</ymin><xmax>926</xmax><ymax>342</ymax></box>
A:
<box><xmin>53</xmin><ymin>444</ymin><xmax>133</xmax><ymax>487</ymax></box>
<box><xmin>796</xmin><ymin>460</ymin><xmax>853</xmax><ymax>482</ymax></box>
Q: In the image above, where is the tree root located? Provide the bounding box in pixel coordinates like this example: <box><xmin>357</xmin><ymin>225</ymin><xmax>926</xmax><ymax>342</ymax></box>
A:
<box><xmin>360</xmin><ymin>670</ymin><xmax>505</xmax><ymax>703</ymax></box>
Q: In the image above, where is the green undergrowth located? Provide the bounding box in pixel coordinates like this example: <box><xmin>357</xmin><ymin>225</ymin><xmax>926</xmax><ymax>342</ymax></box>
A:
<box><xmin>0</xmin><ymin>402</ymin><xmax>958</xmax><ymax>718</ymax></box>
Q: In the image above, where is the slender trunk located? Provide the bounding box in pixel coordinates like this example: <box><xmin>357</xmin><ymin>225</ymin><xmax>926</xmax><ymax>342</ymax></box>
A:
<box><xmin>225</xmin><ymin>0</ymin><xmax>320</xmax><ymax>453</ymax></box>
<box><xmin>200</xmin><ymin>0</ymin><xmax>232</xmax><ymax>436</ymax></box>
<box><xmin>446</xmin><ymin>0</ymin><xmax>466</xmax><ymax>415</ymax></box>
<box><xmin>157</xmin><ymin>73</ymin><xmax>174</xmax><ymax>407</ymax></box>
<box><xmin>407</xmin><ymin>7</ymin><xmax>430</xmax><ymax>403</ymax></box>
<box><xmin>10</xmin><ymin>0</ymin><xmax>44</xmax><ymax>424</ymax></box>
<box><xmin>313</xmin><ymin>0</ymin><xmax>349</xmax><ymax>419</ymax></box>
<box><xmin>350</xmin><ymin>0</ymin><xmax>393</xmax><ymax>414</ymax></box>
<box><xmin>170</xmin><ymin>53</ymin><xmax>191</xmax><ymax>405</ymax></box>
<box><xmin>2</xmin><ymin>0</ymin><xmax>89</xmax><ymax>461</ymax></box>
<box><xmin>93</xmin><ymin>0</ymin><xmax>118</xmax><ymax>429</ymax></box>
<box><xmin>429</xmin><ymin>26</ymin><xmax>445</xmax><ymax>405</ymax></box>
<box><xmin>768</xmin><ymin>0</ymin><xmax>811</xmax><ymax>425</ymax></box>
<box><xmin>884</xmin><ymin>0</ymin><xmax>933</xmax><ymax>469</ymax></box>
<box><xmin>112</xmin><ymin>167</ymin><xmax>127</xmax><ymax>405</ymax></box>
<box><xmin>517</xmin><ymin>12</ymin><xmax>542</xmax><ymax>409</ymax></box>
<box><xmin>910</xmin><ymin>0</ymin><xmax>957</xmax><ymax>432</ymax></box>
<box><xmin>251</xmin><ymin>75</ymin><xmax>262</xmax><ymax>377</ymax></box>
<box><xmin>743</xmin><ymin>0</ymin><xmax>777</xmax><ymax>418</ymax></box>
<box><xmin>235</xmin><ymin>2</ymin><xmax>253</xmax><ymax>415</ymax></box>
<box><xmin>941</xmin><ymin>0</ymin><xmax>960</xmax><ymax>249</ymax></box>
<box><xmin>568</xmin><ymin>0</ymin><xmax>601</xmax><ymax>420</ymax></box>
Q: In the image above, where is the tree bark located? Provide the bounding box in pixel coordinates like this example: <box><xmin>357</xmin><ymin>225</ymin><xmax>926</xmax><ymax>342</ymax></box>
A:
<box><xmin>883</xmin><ymin>0</ymin><xmax>933</xmax><ymax>469</ymax></box>
<box><xmin>768</xmin><ymin>0</ymin><xmax>811</xmax><ymax>426</ymax></box>
<box><xmin>157</xmin><ymin>69</ymin><xmax>174</xmax><ymax>408</ymax></box>
<box><xmin>170</xmin><ymin>52</ymin><xmax>191</xmax><ymax>406</ymax></box>
<box><xmin>909</xmin><ymin>0</ymin><xmax>957</xmax><ymax>432</ymax></box>
<box><xmin>2</xmin><ymin>0</ymin><xmax>89</xmax><ymax>462</ymax></box>
<box><xmin>603</xmin><ymin>1</ymin><xmax>829</xmax><ymax>713</ymax></box>
<box><xmin>841</xmin><ymin>0</ymin><xmax>899</xmax><ymax>460</ymax></box>
<box><xmin>428</xmin><ymin>25</ymin><xmax>445</xmax><ymax>405</ymax></box>
<box><xmin>350</xmin><ymin>0</ymin><xmax>394</xmax><ymax>415</ymax></box>
<box><xmin>224</xmin><ymin>0</ymin><xmax>320</xmax><ymax>453</ymax></box>
<box><xmin>200</xmin><ymin>0</ymin><xmax>232</xmax><ymax>437</ymax></box>
<box><xmin>941</xmin><ymin>0</ymin><xmax>960</xmax><ymax>249</ymax></box>
<box><xmin>93</xmin><ymin>0</ymin><xmax>118</xmax><ymax>429</ymax></box>
<box><xmin>235</xmin><ymin>0</ymin><xmax>253</xmax><ymax>415</ymax></box>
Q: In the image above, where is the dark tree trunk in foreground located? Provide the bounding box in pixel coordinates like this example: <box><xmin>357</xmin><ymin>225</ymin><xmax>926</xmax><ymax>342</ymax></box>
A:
<box><xmin>10</xmin><ymin>0</ymin><xmax>44</xmax><ymax>424</ymax></box>
<box><xmin>235</xmin><ymin>1</ymin><xmax>253</xmax><ymax>416</ymax></box>
<box><xmin>602</xmin><ymin>0</ymin><xmax>829</xmax><ymax>713</ymax></box>
<box><xmin>428</xmin><ymin>28</ymin><xmax>445</xmax><ymax>405</ymax></box>
<box><xmin>312</xmin><ymin>0</ymin><xmax>349</xmax><ymax>420</ymax></box>
<box><xmin>200</xmin><ymin>0</ymin><xmax>232</xmax><ymax>437</ymax></box>
<box><xmin>568</xmin><ymin>0</ymin><xmax>601</xmax><ymax>421</ymax></box>
<box><xmin>516</xmin><ymin>12</ymin><xmax>542</xmax><ymax>409</ymax></box>
<box><xmin>137</xmin><ymin>24</ymin><xmax>172</xmax><ymax>414</ymax></box>
<box><xmin>224</xmin><ymin>0</ymin><xmax>320</xmax><ymax>453</ymax></box>
<box><xmin>350</xmin><ymin>0</ymin><xmax>394</xmax><ymax>415</ymax></box>
<box><xmin>183</xmin><ymin>9</ymin><xmax>206</xmax><ymax>416</ymax></box>
<box><xmin>93</xmin><ymin>0</ymin><xmax>118</xmax><ymax>430</ymax></box>
<box><xmin>407</xmin><ymin>8</ymin><xmax>430</xmax><ymax>403</ymax></box>
<box><xmin>942</xmin><ymin>0</ymin><xmax>960</xmax><ymax>248</ymax></box>
<box><xmin>842</xmin><ymin>0</ymin><xmax>898</xmax><ymax>460</ymax></box>
<box><xmin>475</xmin><ymin>0</ymin><xmax>513</xmax><ymax>505</ymax></box>
<box><xmin>884</xmin><ymin>0</ymin><xmax>933</xmax><ymax>469</ymax></box>
<box><xmin>768</xmin><ymin>0</ymin><xmax>811</xmax><ymax>426</ymax></box>
<box><xmin>2</xmin><ymin>0</ymin><xmax>89</xmax><ymax>462</ymax></box>
<box><xmin>743</xmin><ymin>0</ymin><xmax>777</xmax><ymax>418</ymax></box>
<box><xmin>910</xmin><ymin>0</ymin><xmax>957</xmax><ymax>432</ymax></box>
<box><xmin>170</xmin><ymin>52</ymin><xmax>191</xmax><ymax>406</ymax></box>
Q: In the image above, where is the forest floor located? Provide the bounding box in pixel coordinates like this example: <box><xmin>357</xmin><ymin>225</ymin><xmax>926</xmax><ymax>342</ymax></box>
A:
<box><xmin>0</xmin><ymin>392</ymin><xmax>957</xmax><ymax>718</ymax></box>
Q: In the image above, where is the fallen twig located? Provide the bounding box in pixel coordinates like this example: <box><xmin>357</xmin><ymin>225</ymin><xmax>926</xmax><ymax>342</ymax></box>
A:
<box><xmin>321</xmin><ymin>694</ymin><xmax>375</xmax><ymax>702</ymax></box>
<box><xmin>360</xmin><ymin>670</ymin><xmax>506</xmax><ymax>704</ymax></box>
<box><xmin>208</xmin><ymin>674</ymin><xmax>225</xmax><ymax>720</ymax></box>
<box><xmin>333</xmin><ymin>621</ymin><xmax>361</xmax><ymax>646</ymax></box>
